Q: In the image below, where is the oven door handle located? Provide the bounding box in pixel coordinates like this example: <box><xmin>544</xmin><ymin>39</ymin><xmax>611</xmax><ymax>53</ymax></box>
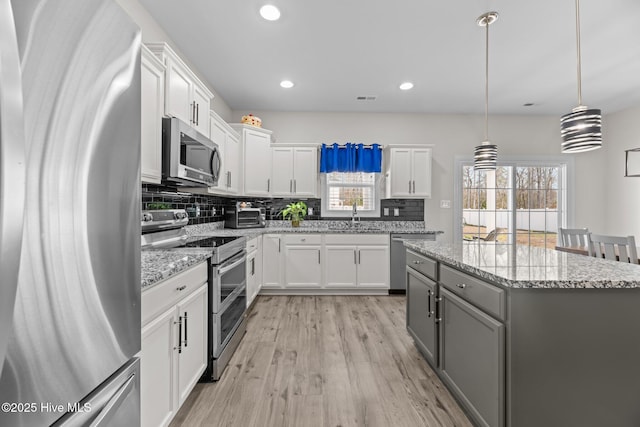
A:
<box><xmin>217</xmin><ymin>251</ymin><xmax>246</xmax><ymax>276</ymax></box>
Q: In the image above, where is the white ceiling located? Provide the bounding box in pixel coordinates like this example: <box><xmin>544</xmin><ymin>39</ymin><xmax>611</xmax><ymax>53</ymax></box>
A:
<box><xmin>138</xmin><ymin>0</ymin><xmax>640</xmax><ymax>115</ymax></box>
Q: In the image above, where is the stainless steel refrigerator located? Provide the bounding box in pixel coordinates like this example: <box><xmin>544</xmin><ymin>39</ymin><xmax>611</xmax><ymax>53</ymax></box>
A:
<box><xmin>0</xmin><ymin>0</ymin><xmax>141</xmax><ymax>425</ymax></box>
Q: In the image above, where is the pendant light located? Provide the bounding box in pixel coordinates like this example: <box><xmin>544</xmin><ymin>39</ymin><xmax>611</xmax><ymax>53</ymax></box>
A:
<box><xmin>560</xmin><ymin>0</ymin><xmax>602</xmax><ymax>153</ymax></box>
<box><xmin>474</xmin><ymin>12</ymin><xmax>499</xmax><ymax>171</ymax></box>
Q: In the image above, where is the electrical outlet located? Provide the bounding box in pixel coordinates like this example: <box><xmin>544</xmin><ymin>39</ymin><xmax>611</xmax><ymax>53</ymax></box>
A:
<box><xmin>307</xmin><ymin>207</ymin><xmax>313</xmax><ymax>215</ymax></box>
<box><xmin>440</xmin><ymin>200</ymin><xmax>451</xmax><ymax>209</ymax></box>
<box><xmin>383</xmin><ymin>208</ymin><xmax>389</xmax><ymax>216</ymax></box>
<box><xmin>393</xmin><ymin>208</ymin><xmax>400</xmax><ymax>217</ymax></box>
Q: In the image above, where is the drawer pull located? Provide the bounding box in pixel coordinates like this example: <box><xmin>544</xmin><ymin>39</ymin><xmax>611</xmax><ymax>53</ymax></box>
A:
<box><xmin>301</xmin><ymin>238</ymin><xmax>306</xmax><ymax>242</ymax></box>
<box><xmin>456</xmin><ymin>283</ymin><xmax>467</xmax><ymax>289</ymax></box>
<box><xmin>412</xmin><ymin>260</ymin><xmax>423</xmax><ymax>265</ymax></box>
<box><xmin>176</xmin><ymin>285</ymin><xmax>187</xmax><ymax>291</ymax></box>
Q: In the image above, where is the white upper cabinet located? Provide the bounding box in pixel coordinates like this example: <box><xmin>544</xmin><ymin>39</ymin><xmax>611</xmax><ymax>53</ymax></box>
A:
<box><xmin>141</xmin><ymin>45</ymin><xmax>165</xmax><ymax>184</ymax></box>
<box><xmin>271</xmin><ymin>146</ymin><xmax>317</xmax><ymax>197</ymax></box>
<box><xmin>386</xmin><ymin>147</ymin><xmax>432</xmax><ymax>198</ymax></box>
<box><xmin>145</xmin><ymin>43</ymin><xmax>213</xmax><ymax>137</ymax></box>
<box><xmin>209</xmin><ymin>111</ymin><xmax>241</xmax><ymax>195</ymax></box>
<box><xmin>231</xmin><ymin>124</ymin><xmax>273</xmax><ymax>197</ymax></box>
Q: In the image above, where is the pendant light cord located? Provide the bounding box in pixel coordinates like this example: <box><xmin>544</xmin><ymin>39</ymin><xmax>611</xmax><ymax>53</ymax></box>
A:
<box><xmin>485</xmin><ymin>18</ymin><xmax>490</xmax><ymax>142</ymax></box>
<box><xmin>575</xmin><ymin>0</ymin><xmax>583</xmax><ymax>106</ymax></box>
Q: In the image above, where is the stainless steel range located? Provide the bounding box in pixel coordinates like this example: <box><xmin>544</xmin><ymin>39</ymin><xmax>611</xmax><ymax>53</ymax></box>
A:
<box><xmin>142</xmin><ymin>210</ymin><xmax>247</xmax><ymax>381</ymax></box>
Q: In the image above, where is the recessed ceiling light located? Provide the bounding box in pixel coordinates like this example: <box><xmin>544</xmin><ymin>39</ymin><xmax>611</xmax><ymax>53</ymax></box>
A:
<box><xmin>280</xmin><ymin>80</ymin><xmax>294</xmax><ymax>88</ymax></box>
<box><xmin>260</xmin><ymin>5</ymin><xmax>281</xmax><ymax>21</ymax></box>
<box><xmin>399</xmin><ymin>82</ymin><xmax>414</xmax><ymax>90</ymax></box>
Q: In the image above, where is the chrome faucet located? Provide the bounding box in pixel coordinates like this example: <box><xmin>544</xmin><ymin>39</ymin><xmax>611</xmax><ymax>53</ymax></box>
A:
<box><xmin>351</xmin><ymin>202</ymin><xmax>360</xmax><ymax>225</ymax></box>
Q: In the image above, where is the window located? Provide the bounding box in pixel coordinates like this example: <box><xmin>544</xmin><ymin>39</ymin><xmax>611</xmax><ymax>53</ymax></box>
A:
<box><xmin>455</xmin><ymin>157</ymin><xmax>573</xmax><ymax>249</ymax></box>
<box><xmin>321</xmin><ymin>172</ymin><xmax>381</xmax><ymax>217</ymax></box>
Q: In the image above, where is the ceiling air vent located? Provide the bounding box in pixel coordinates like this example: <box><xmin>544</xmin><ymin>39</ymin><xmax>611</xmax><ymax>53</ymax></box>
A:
<box><xmin>356</xmin><ymin>96</ymin><xmax>377</xmax><ymax>101</ymax></box>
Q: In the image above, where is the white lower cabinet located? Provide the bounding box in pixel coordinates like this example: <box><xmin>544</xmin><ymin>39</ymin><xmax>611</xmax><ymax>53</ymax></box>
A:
<box><xmin>262</xmin><ymin>234</ymin><xmax>284</xmax><ymax>289</ymax></box>
<box><xmin>140</xmin><ymin>307</ymin><xmax>175</xmax><ymax>427</ymax></box>
<box><xmin>356</xmin><ymin>245</ymin><xmax>389</xmax><ymax>288</ymax></box>
<box><xmin>260</xmin><ymin>233</ymin><xmax>390</xmax><ymax>292</ymax></box>
<box><xmin>141</xmin><ymin>262</ymin><xmax>208</xmax><ymax>427</ymax></box>
<box><xmin>246</xmin><ymin>236</ymin><xmax>263</xmax><ymax>306</ymax></box>
<box><xmin>324</xmin><ymin>245</ymin><xmax>358</xmax><ymax>287</ymax></box>
<box><xmin>324</xmin><ymin>234</ymin><xmax>390</xmax><ymax>289</ymax></box>
<box><xmin>176</xmin><ymin>286</ymin><xmax>208</xmax><ymax>406</ymax></box>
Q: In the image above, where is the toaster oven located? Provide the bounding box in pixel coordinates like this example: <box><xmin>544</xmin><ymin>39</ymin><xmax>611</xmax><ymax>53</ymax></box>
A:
<box><xmin>224</xmin><ymin>203</ymin><xmax>266</xmax><ymax>229</ymax></box>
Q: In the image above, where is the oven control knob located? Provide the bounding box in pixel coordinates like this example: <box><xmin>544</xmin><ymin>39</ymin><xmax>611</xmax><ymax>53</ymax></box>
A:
<box><xmin>142</xmin><ymin>213</ymin><xmax>153</xmax><ymax>222</ymax></box>
<box><xmin>175</xmin><ymin>212</ymin><xmax>187</xmax><ymax>220</ymax></box>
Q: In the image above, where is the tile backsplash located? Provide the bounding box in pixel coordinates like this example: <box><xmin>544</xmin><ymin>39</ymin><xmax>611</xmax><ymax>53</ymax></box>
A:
<box><xmin>142</xmin><ymin>185</ymin><xmax>424</xmax><ymax>225</ymax></box>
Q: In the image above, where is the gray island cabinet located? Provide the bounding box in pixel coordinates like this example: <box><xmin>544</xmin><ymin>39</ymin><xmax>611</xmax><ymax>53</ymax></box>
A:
<box><xmin>404</xmin><ymin>241</ymin><xmax>640</xmax><ymax>427</ymax></box>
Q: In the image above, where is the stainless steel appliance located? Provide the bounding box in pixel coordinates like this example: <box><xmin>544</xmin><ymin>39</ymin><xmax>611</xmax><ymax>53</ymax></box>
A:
<box><xmin>141</xmin><ymin>212</ymin><xmax>248</xmax><ymax>381</ymax></box>
<box><xmin>0</xmin><ymin>1</ymin><xmax>141</xmax><ymax>425</ymax></box>
<box><xmin>163</xmin><ymin>116</ymin><xmax>221</xmax><ymax>187</ymax></box>
<box><xmin>390</xmin><ymin>233</ymin><xmax>437</xmax><ymax>293</ymax></box>
<box><xmin>224</xmin><ymin>202</ymin><xmax>266</xmax><ymax>229</ymax></box>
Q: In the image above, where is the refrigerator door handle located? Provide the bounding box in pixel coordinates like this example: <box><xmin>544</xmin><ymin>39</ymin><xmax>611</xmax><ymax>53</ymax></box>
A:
<box><xmin>88</xmin><ymin>373</ymin><xmax>136</xmax><ymax>427</ymax></box>
<box><xmin>0</xmin><ymin>0</ymin><xmax>27</xmax><ymax>373</ymax></box>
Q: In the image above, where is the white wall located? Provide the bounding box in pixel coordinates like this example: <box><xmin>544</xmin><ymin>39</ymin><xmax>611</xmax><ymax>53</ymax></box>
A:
<box><xmin>599</xmin><ymin>107</ymin><xmax>640</xmax><ymax>239</ymax></box>
<box><xmin>234</xmin><ymin>110</ymin><xmax>622</xmax><ymax>242</ymax></box>
<box><xmin>115</xmin><ymin>0</ymin><xmax>233</xmax><ymax>122</ymax></box>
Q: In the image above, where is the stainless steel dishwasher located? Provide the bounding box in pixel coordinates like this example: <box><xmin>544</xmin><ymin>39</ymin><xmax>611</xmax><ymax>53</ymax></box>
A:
<box><xmin>390</xmin><ymin>233</ymin><xmax>437</xmax><ymax>293</ymax></box>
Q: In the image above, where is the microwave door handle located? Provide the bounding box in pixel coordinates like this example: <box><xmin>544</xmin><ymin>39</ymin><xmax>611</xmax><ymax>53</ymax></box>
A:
<box><xmin>210</xmin><ymin>148</ymin><xmax>221</xmax><ymax>182</ymax></box>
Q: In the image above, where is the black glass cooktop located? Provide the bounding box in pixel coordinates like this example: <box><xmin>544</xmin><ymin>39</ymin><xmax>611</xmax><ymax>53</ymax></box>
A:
<box><xmin>176</xmin><ymin>235</ymin><xmax>243</xmax><ymax>248</ymax></box>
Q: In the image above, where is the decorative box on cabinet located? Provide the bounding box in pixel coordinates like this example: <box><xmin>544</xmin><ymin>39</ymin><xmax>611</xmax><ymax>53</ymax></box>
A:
<box><xmin>141</xmin><ymin>45</ymin><xmax>165</xmax><ymax>184</ymax></box>
<box><xmin>141</xmin><ymin>262</ymin><xmax>208</xmax><ymax>427</ymax></box>
<box><xmin>230</xmin><ymin>124</ymin><xmax>272</xmax><ymax>197</ymax></box>
<box><xmin>145</xmin><ymin>43</ymin><xmax>213</xmax><ymax>137</ymax></box>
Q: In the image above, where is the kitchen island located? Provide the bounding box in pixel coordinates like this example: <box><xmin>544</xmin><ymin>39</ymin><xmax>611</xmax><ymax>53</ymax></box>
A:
<box><xmin>403</xmin><ymin>240</ymin><xmax>640</xmax><ymax>427</ymax></box>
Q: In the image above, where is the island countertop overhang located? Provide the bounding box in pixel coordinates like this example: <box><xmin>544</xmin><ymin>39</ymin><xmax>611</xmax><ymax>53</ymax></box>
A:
<box><xmin>403</xmin><ymin>240</ymin><xmax>640</xmax><ymax>289</ymax></box>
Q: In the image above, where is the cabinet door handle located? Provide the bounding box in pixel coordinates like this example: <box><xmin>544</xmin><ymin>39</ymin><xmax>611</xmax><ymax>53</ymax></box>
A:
<box><xmin>409</xmin><ymin>180</ymin><xmax>412</xmax><ymax>193</ymax></box>
<box><xmin>227</xmin><ymin>171</ymin><xmax>231</xmax><ymax>187</ymax></box>
<box><xmin>413</xmin><ymin>180</ymin><xmax>416</xmax><ymax>194</ymax></box>
<box><xmin>251</xmin><ymin>258</ymin><xmax>255</xmax><ymax>275</ymax></box>
<box><xmin>358</xmin><ymin>250</ymin><xmax>361</xmax><ymax>264</ymax></box>
<box><xmin>183</xmin><ymin>312</ymin><xmax>188</xmax><ymax>348</ymax></box>
<box><xmin>174</xmin><ymin>318</ymin><xmax>182</xmax><ymax>354</ymax></box>
<box><xmin>457</xmin><ymin>283</ymin><xmax>467</xmax><ymax>289</ymax></box>
<box><xmin>176</xmin><ymin>285</ymin><xmax>186</xmax><ymax>291</ymax></box>
<box><xmin>294</xmin><ymin>180</ymin><xmax>297</xmax><ymax>193</ymax></box>
<box><xmin>278</xmin><ymin>238</ymin><xmax>281</xmax><ymax>253</ymax></box>
<box><xmin>427</xmin><ymin>289</ymin><xmax>432</xmax><ymax>317</ymax></box>
<box><xmin>354</xmin><ymin>250</ymin><xmax>357</xmax><ymax>264</ymax></box>
<box><xmin>267</xmin><ymin>178</ymin><xmax>270</xmax><ymax>192</ymax></box>
<box><xmin>196</xmin><ymin>103</ymin><xmax>199</xmax><ymax>125</ymax></box>
<box><xmin>191</xmin><ymin>102</ymin><xmax>196</xmax><ymax>124</ymax></box>
<box><xmin>290</xmin><ymin>179</ymin><xmax>293</xmax><ymax>193</ymax></box>
<box><xmin>318</xmin><ymin>249</ymin><xmax>321</xmax><ymax>264</ymax></box>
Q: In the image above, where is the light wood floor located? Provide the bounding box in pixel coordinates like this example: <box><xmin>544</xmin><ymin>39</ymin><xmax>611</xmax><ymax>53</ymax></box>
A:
<box><xmin>170</xmin><ymin>295</ymin><xmax>473</xmax><ymax>427</ymax></box>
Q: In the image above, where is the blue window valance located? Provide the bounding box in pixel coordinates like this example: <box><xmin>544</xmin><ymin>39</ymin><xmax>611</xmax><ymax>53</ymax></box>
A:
<box><xmin>319</xmin><ymin>143</ymin><xmax>382</xmax><ymax>173</ymax></box>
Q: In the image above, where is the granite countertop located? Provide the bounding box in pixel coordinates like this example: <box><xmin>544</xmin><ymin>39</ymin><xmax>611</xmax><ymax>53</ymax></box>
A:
<box><xmin>141</xmin><ymin>249</ymin><xmax>211</xmax><ymax>290</ymax></box>
<box><xmin>403</xmin><ymin>240</ymin><xmax>640</xmax><ymax>289</ymax></box>
<box><xmin>186</xmin><ymin>220</ymin><xmax>443</xmax><ymax>239</ymax></box>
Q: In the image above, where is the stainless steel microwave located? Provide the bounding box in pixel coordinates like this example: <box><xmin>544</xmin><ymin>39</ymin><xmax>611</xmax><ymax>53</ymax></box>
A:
<box><xmin>162</xmin><ymin>117</ymin><xmax>221</xmax><ymax>187</ymax></box>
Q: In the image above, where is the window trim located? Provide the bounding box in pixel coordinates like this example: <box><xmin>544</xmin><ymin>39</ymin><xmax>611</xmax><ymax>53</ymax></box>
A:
<box><xmin>320</xmin><ymin>172</ymin><xmax>382</xmax><ymax>218</ymax></box>
<box><xmin>453</xmin><ymin>155</ymin><xmax>575</xmax><ymax>243</ymax></box>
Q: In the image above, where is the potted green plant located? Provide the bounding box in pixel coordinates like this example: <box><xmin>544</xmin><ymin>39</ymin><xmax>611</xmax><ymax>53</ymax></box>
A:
<box><xmin>280</xmin><ymin>201</ymin><xmax>308</xmax><ymax>227</ymax></box>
